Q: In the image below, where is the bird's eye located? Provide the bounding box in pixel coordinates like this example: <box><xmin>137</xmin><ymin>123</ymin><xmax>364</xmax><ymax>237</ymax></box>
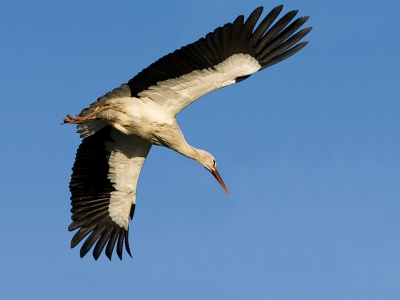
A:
<box><xmin>213</xmin><ymin>159</ymin><xmax>216</xmax><ymax>168</ymax></box>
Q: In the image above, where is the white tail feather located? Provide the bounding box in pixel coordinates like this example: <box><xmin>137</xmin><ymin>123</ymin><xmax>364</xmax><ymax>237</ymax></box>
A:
<box><xmin>77</xmin><ymin>120</ymin><xmax>106</xmax><ymax>138</ymax></box>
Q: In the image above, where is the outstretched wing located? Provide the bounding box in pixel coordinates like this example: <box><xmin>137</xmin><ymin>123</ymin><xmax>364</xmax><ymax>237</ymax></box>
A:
<box><xmin>68</xmin><ymin>127</ymin><xmax>151</xmax><ymax>260</ymax></box>
<box><xmin>127</xmin><ymin>5</ymin><xmax>311</xmax><ymax>116</ymax></box>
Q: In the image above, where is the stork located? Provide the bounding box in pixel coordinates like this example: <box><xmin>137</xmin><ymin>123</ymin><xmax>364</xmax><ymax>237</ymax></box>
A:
<box><xmin>63</xmin><ymin>5</ymin><xmax>312</xmax><ymax>260</ymax></box>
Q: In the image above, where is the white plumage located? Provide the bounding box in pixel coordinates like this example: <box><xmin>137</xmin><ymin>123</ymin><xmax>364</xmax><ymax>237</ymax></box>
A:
<box><xmin>106</xmin><ymin>130</ymin><xmax>151</xmax><ymax>229</ymax></box>
<box><xmin>63</xmin><ymin>5</ymin><xmax>311</xmax><ymax>260</ymax></box>
<box><xmin>139</xmin><ymin>54</ymin><xmax>261</xmax><ymax>115</ymax></box>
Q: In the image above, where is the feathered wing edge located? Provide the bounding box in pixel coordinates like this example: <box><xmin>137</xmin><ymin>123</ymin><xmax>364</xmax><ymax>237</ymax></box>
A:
<box><xmin>127</xmin><ymin>5</ymin><xmax>312</xmax><ymax>98</ymax></box>
<box><xmin>68</xmin><ymin>127</ymin><xmax>151</xmax><ymax>260</ymax></box>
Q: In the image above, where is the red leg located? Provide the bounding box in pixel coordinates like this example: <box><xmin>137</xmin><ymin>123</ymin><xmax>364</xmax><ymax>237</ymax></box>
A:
<box><xmin>61</xmin><ymin>105</ymin><xmax>124</xmax><ymax>125</ymax></box>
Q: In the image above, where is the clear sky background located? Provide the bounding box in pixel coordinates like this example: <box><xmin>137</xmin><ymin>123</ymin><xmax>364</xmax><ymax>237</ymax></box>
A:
<box><xmin>1</xmin><ymin>0</ymin><xmax>399</xmax><ymax>299</ymax></box>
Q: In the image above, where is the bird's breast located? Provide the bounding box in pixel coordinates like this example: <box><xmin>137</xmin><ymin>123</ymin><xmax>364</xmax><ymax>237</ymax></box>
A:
<box><xmin>105</xmin><ymin>97</ymin><xmax>177</xmax><ymax>145</ymax></box>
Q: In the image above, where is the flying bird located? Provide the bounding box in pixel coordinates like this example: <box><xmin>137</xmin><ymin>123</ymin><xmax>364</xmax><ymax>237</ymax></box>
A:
<box><xmin>63</xmin><ymin>5</ymin><xmax>312</xmax><ymax>260</ymax></box>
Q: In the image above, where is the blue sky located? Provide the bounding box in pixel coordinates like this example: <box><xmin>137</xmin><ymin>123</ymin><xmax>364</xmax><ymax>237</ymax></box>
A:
<box><xmin>1</xmin><ymin>0</ymin><xmax>399</xmax><ymax>299</ymax></box>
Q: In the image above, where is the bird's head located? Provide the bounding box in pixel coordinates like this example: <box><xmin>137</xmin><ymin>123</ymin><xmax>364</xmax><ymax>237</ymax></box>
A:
<box><xmin>196</xmin><ymin>149</ymin><xmax>230</xmax><ymax>197</ymax></box>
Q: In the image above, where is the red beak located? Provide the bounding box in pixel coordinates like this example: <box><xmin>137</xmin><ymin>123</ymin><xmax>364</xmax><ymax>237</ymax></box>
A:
<box><xmin>210</xmin><ymin>169</ymin><xmax>231</xmax><ymax>197</ymax></box>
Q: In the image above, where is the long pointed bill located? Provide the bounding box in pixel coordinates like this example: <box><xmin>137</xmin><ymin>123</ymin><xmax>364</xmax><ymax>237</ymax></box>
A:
<box><xmin>210</xmin><ymin>169</ymin><xmax>231</xmax><ymax>197</ymax></box>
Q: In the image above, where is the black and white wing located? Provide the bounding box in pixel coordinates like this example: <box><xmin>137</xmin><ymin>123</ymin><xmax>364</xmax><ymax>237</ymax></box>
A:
<box><xmin>66</xmin><ymin>5</ymin><xmax>311</xmax><ymax>260</ymax></box>
<box><xmin>68</xmin><ymin>127</ymin><xmax>151</xmax><ymax>260</ymax></box>
<box><xmin>127</xmin><ymin>5</ymin><xmax>311</xmax><ymax>116</ymax></box>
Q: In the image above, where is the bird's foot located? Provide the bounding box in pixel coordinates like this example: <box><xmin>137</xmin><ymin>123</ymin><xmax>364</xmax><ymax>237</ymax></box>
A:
<box><xmin>61</xmin><ymin>105</ymin><xmax>124</xmax><ymax>125</ymax></box>
<box><xmin>61</xmin><ymin>114</ymin><xmax>90</xmax><ymax>125</ymax></box>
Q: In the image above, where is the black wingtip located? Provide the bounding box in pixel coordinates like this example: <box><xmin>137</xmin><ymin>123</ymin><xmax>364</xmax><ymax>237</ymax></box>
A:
<box><xmin>116</xmin><ymin>231</ymin><xmax>125</xmax><ymax>260</ymax></box>
<box><xmin>69</xmin><ymin>214</ymin><xmax>134</xmax><ymax>260</ymax></box>
<box><xmin>253</xmin><ymin>6</ymin><xmax>264</xmax><ymax>14</ymax></box>
<box><xmin>125</xmin><ymin>230</ymin><xmax>133</xmax><ymax>258</ymax></box>
<box><xmin>80</xmin><ymin>246</ymin><xmax>89</xmax><ymax>258</ymax></box>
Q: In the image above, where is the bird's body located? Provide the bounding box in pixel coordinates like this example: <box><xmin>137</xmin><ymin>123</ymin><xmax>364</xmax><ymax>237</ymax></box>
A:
<box><xmin>63</xmin><ymin>5</ymin><xmax>312</xmax><ymax>260</ymax></box>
